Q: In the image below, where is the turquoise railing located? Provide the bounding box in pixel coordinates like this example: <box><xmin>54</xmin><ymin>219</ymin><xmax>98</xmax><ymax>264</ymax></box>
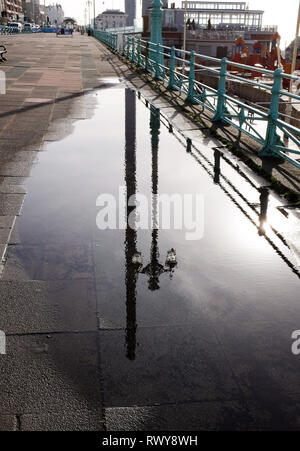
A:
<box><xmin>94</xmin><ymin>30</ymin><xmax>300</xmax><ymax>170</ymax></box>
<box><xmin>0</xmin><ymin>26</ymin><xmax>20</xmax><ymax>35</ymax></box>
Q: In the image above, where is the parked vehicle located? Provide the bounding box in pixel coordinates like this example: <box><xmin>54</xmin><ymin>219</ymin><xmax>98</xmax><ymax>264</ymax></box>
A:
<box><xmin>32</xmin><ymin>25</ymin><xmax>41</xmax><ymax>33</ymax></box>
<box><xmin>23</xmin><ymin>23</ymin><xmax>33</xmax><ymax>32</ymax></box>
<box><xmin>7</xmin><ymin>22</ymin><xmax>23</xmax><ymax>32</ymax></box>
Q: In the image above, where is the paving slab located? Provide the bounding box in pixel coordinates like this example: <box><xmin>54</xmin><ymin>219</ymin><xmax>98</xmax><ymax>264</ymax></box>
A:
<box><xmin>105</xmin><ymin>403</ymin><xmax>255</xmax><ymax>432</ymax></box>
<box><xmin>0</xmin><ymin>193</ymin><xmax>24</xmax><ymax>215</ymax></box>
<box><xmin>99</xmin><ymin>326</ymin><xmax>240</xmax><ymax>408</ymax></box>
<box><xmin>0</xmin><ymin>228</ymin><xmax>10</xmax><ymax>244</ymax></box>
<box><xmin>0</xmin><ymin>333</ymin><xmax>102</xmax><ymax>416</ymax></box>
<box><xmin>3</xmin><ymin>244</ymin><xmax>94</xmax><ymax>281</ymax></box>
<box><xmin>0</xmin><ymin>216</ymin><xmax>15</xmax><ymax>229</ymax></box>
<box><xmin>0</xmin><ymin>280</ymin><xmax>97</xmax><ymax>334</ymax></box>
<box><xmin>0</xmin><ymin>415</ymin><xmax>17</xmax><ymax>431</ymax></box>
<box><xmin>20</xmin><ymin>410</ymin><xmax>104</xmax><ymax>431</ymax></box>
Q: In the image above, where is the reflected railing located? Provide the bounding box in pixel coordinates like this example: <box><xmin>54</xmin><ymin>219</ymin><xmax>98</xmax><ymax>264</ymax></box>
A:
<box><xmin>124</xmin><ymin>89</ymin><xmax>300</xmax><ymax>361</ymax></box>
<box><xmin>137</xmin><ymin>92</ymin><xmax>300</xmax><ymax>280</ymax></box>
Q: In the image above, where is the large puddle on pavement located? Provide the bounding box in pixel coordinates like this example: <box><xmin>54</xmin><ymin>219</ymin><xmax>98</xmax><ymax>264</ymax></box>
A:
<box><xmin>4</xmin><ymin>87</ymin><xmax>300</xmax><ymax>429</ymax></box>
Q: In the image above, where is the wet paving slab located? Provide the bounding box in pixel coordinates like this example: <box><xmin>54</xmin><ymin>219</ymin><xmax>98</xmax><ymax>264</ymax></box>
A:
<box><xmin>0</xmin><ymin>280</ymin><xmax>97</xmax><ymax>334</ymax></box>
<box><xmin>0</xmin><ymin>333</ymin><xmax>102</xmax><ymax>415</ymax></box>
<box><xmin>0</xmin><ymin>83</ymin><xmax>300</xmax><ymax>430</ymax></box>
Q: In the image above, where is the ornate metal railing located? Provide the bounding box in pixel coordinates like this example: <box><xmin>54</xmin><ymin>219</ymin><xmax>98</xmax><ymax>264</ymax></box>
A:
<box><xmin>0</xmin><ymin>26</ymin><xmax>20</xmax><ymax>35</ymax></box>
<box><xmin>94</xmin><ymin>30</ymin><xmax>300</xmax><ymax>170</ymax></box>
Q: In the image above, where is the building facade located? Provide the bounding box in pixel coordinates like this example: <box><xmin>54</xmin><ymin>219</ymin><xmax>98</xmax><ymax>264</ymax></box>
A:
<box><xmin>95</xmin><ymin>10</ymin><xmax>127</xmax><ymax>31</ymax></box>
<box><xmin>143</xmin><ymin>1</ymin><xmax>276</xmax><ymax>58</ymax></box>
<box><xmin>181</xmin><ymin>1</ymin><xmax>263</xmax><ymax>30</ymax></box>
<box><xmin>125</xmin><ymin>0</ymin><xmax>143</xmax><ymax>27</ymax></box>
<box><xmin>1</xmin><ymin>0</ymin><xmax>23</xmax><ymax>21</ymax></box>
<box><xmin>125</xmin><ymin>0</ymin><xmax>136</xmax><ymax>26</ymax></box>
<box><xmin>285</xmin><ymin>38</ymin><xmax>300</xmax><ymax>62</ymax></box>
<box><xmin>63</xmin><ymin>17</ymin><xmax>76</xmax><ymax>29</ymax></box>
<box><xmin>22</xmin><ymin>0</ymin><xmax>42</xmax><ymax>24</ymax></box>
<box><xmin>46</xmin><ymin>3</ymin><xmax>64</xmax><ymax>26</ymax></box>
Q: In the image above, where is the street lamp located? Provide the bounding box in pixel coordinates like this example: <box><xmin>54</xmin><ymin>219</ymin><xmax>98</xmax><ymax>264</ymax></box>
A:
<box><xmin>86</xmin><ymin>0</ymin><xmax>91</xmax><ymax>27</ymax></box>
<box><xmin>93</xmin><ymin>0</ymin><xmax>96</xmax><ymax>29</ymax></box>
<box><xmin>183</xmin><ymin>0</ymin><xmax>188</xmax><ymax>62</ymax></box>
<box><xmin>284</xmin><ymin>0</ymin><xmax>300</xmax><ymax>145</ymax></box>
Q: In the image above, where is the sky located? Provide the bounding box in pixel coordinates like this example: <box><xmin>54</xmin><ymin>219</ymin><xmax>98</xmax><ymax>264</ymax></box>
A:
<box><xmin>46</xmin><ymin>0</ymin><xmax>300</xmax><ymax>47</ymax></box>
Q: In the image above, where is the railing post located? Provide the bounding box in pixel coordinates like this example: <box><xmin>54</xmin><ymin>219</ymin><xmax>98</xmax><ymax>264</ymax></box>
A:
<box><xmin>126</xmin><ymin>36</ymin><xmax>130</xmax><ymax>60</ymax></box>
<box><xmin>154</xmin><ymin>43</ymin><xmax>161</xmax><ymax>79</ymax></box>
<box><xmin>122</xmin><ymin>34</ymin><xmax>126</xmax><ymax>56</ymax></box>
<box><xmin>168</xmin><ymin>46</ymin><xmax>176</xmax><ymax>90</ymax></box>
<box><xmin>260</xmin><ymin>68</ymin><xmax>283</xmax><ymax>158</ymax></box>
<box><xmin>137</xmin><ymin>39</ymin><xmax>142</xmax><ymax>67</ymax></box>
<box><xmin>131</xmin><ymin>37</ymin><xmax>135</xmax><ymax>63</ymax></box>
<box><xmin>186</xmin><ymin>51</ymin><xmax>196</xmax><ymax>103</ymax></box>
<box><xmin>213</xmin><ymin>57</ymin><xmax>228</xmax><ymax>123</ymax></box>
<box><xmin>145</xmin><ymin>42</ymin><xmax>150</xmax><ymax>73</ymax></box>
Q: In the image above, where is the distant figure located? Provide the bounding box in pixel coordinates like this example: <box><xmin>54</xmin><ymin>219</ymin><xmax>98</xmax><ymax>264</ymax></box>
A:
<box><xmin>208</xmin><ymin>19</ymin><xmax>212</xmax><ymax>30</ymax></box>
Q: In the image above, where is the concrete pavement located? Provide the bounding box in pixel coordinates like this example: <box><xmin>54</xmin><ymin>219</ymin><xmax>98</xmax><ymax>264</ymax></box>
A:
<box><xmin>0</xmin><ymin>32</ymin><xmax>299</xmax><ymax>432</ymax></box>
<box><xmin>0</xmin><ymin>32</ymin><xmax>115</xmax><ymax>431</ymax></box>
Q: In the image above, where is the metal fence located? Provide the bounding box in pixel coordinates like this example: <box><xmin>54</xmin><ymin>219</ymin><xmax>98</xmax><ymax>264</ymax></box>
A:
<box><xmin>0</xmin><ymin>26</ymin><xmax>20</xmax><ymax>35</ymax></box>
<box><xmin>94</xmin><ymin>30</ymin><xmax>300</xmax><ymax>170</ymax></box>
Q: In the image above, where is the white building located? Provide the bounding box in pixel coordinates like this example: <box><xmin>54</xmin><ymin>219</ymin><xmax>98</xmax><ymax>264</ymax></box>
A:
<box><xmin>95</xmin><ymin>10</ymin><xmax>127</xmax><ymax>31</ymax></box>
<box><xmin>46</xmin><ymin>3</ymin><xmax>64</xmax><ymax>26</ymax></box>
<box><xmin>181</xmin><ymin>1</ymin><xmax>263</xmax><ymax>30</ymax></box>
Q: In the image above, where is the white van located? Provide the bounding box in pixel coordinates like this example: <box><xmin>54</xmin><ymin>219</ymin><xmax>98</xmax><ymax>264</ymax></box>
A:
<box><xmin>7</xmin><ymin>22</ymin><xmax>23</xmax><ymax>32</ymax></box>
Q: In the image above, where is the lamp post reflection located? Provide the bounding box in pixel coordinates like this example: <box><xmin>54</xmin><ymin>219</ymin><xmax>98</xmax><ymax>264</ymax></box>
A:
<box><xmin>124</xmin><ymin>89</ymin><xmax>138</xmax><ymax>361</ymax></box>
<box><xmin>124</xmin><ymin>96</ymin><xmax>177</xmax><ymax>360</ymax></box>
<box><xmin>132</xmin><ymin>106</ymin><xmax>177</xmax><ymax>291</ymax></box>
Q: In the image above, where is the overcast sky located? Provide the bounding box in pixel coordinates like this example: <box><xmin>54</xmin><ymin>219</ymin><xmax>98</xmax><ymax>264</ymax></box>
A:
<box><xmin>48</xmin><ymin>0</ymin><xmax>300</xmax><ymax>47</ymax></box>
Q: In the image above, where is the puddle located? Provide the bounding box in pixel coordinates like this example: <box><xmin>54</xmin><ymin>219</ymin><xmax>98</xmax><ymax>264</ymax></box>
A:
<box><xmin>2</xmin><ymin>87</ymin><xmax>300</xmax><ymax>427</ymax></box>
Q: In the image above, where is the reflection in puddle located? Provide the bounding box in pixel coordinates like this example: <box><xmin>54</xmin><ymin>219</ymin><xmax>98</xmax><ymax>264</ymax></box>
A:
<box><xmin>3</xmin><ymin>87</ymin><xmax>300</xmax><ymax>429</ymax></box>
<box><xmin>124</xmin><ymin>93</ymin><xmax>178</xmax><ymax>360</ymax></box>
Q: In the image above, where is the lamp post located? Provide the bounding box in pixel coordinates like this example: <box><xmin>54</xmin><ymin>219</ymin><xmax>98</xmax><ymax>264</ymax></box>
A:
<box><xmin>93</xmin><ymin>0</ymin><xmax>96</xmax><ymax>29</ymax></box>
<box><xmin>284</xmin><ymin>0</ymin><xmax>300</xmax><ymax>145</ymax></box>
<box><xmin>183</xmin><ymin>0</ymin><xmax>188</xmax><ymax>61</ymax></box>
<box><xmin>87</xmin><ymin>0</ymin><xmax>91</xmax><ymax>27</ymax></box>
<box><xmin>291</xmin><ymin>0</ymin><xmax>300</xmax><ymax>81</ymax></box>
<box><xmin>150</xmin><ymin>0</ymin><xmax>164</xmax><ymax>66</ymax></box>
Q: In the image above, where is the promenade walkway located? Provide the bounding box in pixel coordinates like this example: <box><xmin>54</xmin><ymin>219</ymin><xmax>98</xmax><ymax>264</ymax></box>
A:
<box><xmin>0</xmin><ymin>33</ymin><xmax>112</xmax><ymax>431</ymax></box>
<box><xmin>0</xmin><ymin>33</ymin><xmax>299</xmax><ymax>432</ymax></box>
